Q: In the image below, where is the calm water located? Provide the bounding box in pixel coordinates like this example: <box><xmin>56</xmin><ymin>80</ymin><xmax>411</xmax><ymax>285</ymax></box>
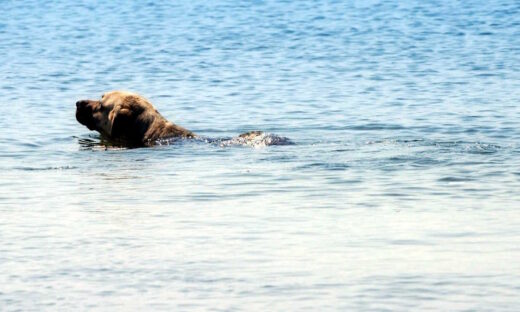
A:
<box><xmin>2</xmin><ymin>0</ymin><xmax>520</xmax><ymax>310</ymax></box>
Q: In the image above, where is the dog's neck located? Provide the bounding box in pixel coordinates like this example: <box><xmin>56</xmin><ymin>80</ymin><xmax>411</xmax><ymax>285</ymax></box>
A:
<box><xmin>143</xmin><ymin>117</ymin><xmax>195</xmax><ymax>143</ymax></box>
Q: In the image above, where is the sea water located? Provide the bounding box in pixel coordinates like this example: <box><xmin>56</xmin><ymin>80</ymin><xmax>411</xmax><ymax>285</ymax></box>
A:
<box><xmin>1</xmin><ymin>0</ymin><xmax>520</xmax><ymax>310</ymax></box>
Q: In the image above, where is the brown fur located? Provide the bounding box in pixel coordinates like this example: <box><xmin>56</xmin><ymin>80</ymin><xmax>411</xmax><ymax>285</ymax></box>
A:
<box><xmin>76</xmin><ymin>91</ymin><xmax>195</xmax><ymax>146</ymax></box>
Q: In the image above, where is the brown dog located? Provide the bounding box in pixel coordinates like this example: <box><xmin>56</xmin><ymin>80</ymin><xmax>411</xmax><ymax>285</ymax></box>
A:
<box><xmin>76</xmin><ymin>91</ymin><xmax>276</xmax><ymax>146</ymax></box>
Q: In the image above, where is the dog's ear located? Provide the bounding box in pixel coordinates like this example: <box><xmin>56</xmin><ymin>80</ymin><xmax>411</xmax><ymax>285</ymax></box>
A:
<box><xmin>110</xmin><ymin>104</ymin><xmax>149</xmax><ymax>143</ymax></box>
<box><xmin>110</xmin><ymin>107</ymin><xmax>138</xmax><ymax>141</ymax></box>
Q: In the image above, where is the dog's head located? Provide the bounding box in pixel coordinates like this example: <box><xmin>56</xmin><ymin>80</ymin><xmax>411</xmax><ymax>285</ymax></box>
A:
<box><xmin>76</xmin><ymin>91</ymin><xmax>156</xmax><ymax>143</ymax></box>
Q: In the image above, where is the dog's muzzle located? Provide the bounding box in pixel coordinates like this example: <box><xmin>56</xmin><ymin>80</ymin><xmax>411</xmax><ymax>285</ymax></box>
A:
<box><xmin>75</xmin><ymin>100</ymin><xmax>96</xmax><ymax>130</ymax></box>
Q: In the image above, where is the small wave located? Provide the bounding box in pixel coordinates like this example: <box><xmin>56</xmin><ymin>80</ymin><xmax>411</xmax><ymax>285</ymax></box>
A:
<box><xmin>13</xmin><ymin>165</ymin><xmax>78</xmax><ymax>171</ymax></box>
<box><xmin>217</xmin><ymin>132</ymin><xmax>294</xmax><ymax>148</ymax></box>
<box><xmin>438</xmin><ymin>176</ymin><xmax>474</xmax><ymax>183</ymax></box>
<box><xmin>297</xmin><ymin>162</ymin><xmax>349</xmax><ymax>171</ymax></box>
<box><xmin>153</xmin><ymin>137</ymin><xmax>194</xmax><ymax>146</ymax></box>
<box><xmin>80</xmin><ymin>132</ymin><xmax>293</xmax><ymax>149</ymax></box>
<box><xmin>365</xmin><ymin>138</ymin><xmax>425</xmax><ymax>145</ymax></box>
<box><xmin>464</xmin><ymin>143</ymin><xmax>501</xmax><ymax>154</ymax></box>
<box><xmin>350</xmin><ymin>123</ymin><xmax>405</xmax><ymax>131</ymax></box>
<box><xmin>365</xmin><ymin>138</ymin><xmax>504</xmax><ymax>155</ymax></box>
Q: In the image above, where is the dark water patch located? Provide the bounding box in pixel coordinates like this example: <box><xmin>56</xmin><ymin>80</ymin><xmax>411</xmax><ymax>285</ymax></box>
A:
<box><xmin>258</xmin><ymin>154</ymin><xmax>297</xmax><ymax>162</ymax></box>
<box><xmin>326</xmin><ymin>178</ymin><xmax>362</xmax><ymax>185</ymax></box>
<box><xmin>52</xmin><ymin>136</ymin><xmax>80</xmax><ymax>143</ymax></box>
<box><xmin>475</xmin><ymin>73</ymin><xmax>500</xmax><ymax>78</ymax></box>
<box><xmin>366</xmin><ymin>138</ymin><xmax>426</xmax><ymax>146</ymax></box>
<box><xmin>381</xmin><ymin>192</ymin><xmax>414</xmax><ymax>198</ymax></box>
<box><xmin>482</xmin><ymin>171</ymin><xmax>506</xmax><ymax>177</ymax></box>
<box><xmin>12</xmin><ymin>165</ymin><xmax>78</xmax><ymax>171</ymax></box>
<box><xmin>446</xmin><ymin>160</ymin><xmax>488</xmax><ymax>167</ymax></box>
<box><xmin>13</xmin><ymin>141</ymin><xmax>42</xmax><ymax>149</ymax></box>
<box><xmin>334</xmin><ymin>148</ymin><xmax>356</xmax><ymax>152</ymax></box>
<box><xmin>438</xmin><ymin>176</ymin><xmax>475</xmax><ymax>183</ymax></box>
<box><xmin>297</xmin><ymin>162</ymin><xmax>349</xmax><ymax>171</ymax></box>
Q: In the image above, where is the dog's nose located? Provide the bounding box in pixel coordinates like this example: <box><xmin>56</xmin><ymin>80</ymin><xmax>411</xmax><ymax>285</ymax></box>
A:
<box><xmin>76</xmin><ymin>100</ymin><xmax>87</xmax><ymax>108</ymax></box>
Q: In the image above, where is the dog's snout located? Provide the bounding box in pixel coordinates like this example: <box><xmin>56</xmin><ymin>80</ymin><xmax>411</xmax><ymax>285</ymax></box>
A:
<box><xmin>76</xmin><ymin>100</ymin><xmax>88</xmax><ymax>108</ymax></box>
<box><xmin>75</xmin><ymin>99</ymin><xmax>96</xmax><ymax>129</ymax></box>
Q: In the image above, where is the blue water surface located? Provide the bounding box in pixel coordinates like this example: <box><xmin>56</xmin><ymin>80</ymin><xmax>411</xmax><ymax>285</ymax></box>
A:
<box><xmin>1</xmin><ymin>0</ymin><xmax>520</xmax><ymax>310</ymax></box>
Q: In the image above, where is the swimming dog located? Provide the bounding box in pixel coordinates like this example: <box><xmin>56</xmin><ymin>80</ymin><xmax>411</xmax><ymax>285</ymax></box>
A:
<box><xmin>76</xmin><ymin>91</ymin><xmax>289</xmax><ymax>147</ymax></box>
